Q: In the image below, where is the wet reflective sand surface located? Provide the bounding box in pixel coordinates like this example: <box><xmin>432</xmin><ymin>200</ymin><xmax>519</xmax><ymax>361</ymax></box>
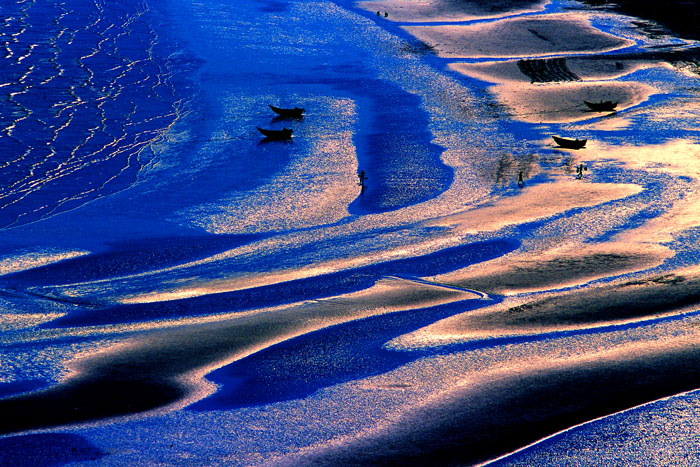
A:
<box><xmin>1</xmin><ymin>0</ymin><xmax>700</xmax><ymax>465</ymax></box>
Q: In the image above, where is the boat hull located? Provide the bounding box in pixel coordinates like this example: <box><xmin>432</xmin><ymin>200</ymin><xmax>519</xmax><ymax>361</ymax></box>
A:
<box><xmin>552</xmin><ymin>135</ymin><xmax>587</xmax><ymax>149</ymax></box>
<box><xmin>584</xmin><ymin>100</ymin><xmax>617</xmax><ymax>112</ymax></box>
<box><xmin>257</xmin><ymin>127</ymin><xmax>293</xmax><ymax>140</ymax></box>
<box><xmin>269</xmin><ymin>105</ymin><xmax>304</xmax><ymax>118</ymax></box>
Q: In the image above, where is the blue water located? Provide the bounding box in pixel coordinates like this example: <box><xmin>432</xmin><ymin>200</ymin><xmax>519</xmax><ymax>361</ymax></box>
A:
<box><xmin>0</xmin><ymin>0</ymin><xmax>186</xmax><ymax>229</ymax></box>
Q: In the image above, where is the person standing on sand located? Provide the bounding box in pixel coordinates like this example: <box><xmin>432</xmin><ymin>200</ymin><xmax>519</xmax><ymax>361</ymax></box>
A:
<box><xmin>576</xmin><ymin>163</ymin><xmax>587</xmax><ymax>179</ymax></box>
<box><xmin>518</xmin><ymin>171</ymin><xmax>524</xmax><ymax>188</ymax></box>
<box><xmin>358</xmin><ymin>170</ymin><xmax>368</xmax><ymax>193</ymax></box>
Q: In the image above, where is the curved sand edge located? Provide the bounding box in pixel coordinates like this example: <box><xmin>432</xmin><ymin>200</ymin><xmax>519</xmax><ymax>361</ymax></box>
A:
<box><xmin>278</xmin><ymin>337</ymin><xmax>700</xmax><ymax>466</ymax></box>
<box><xmin>0</xmin><ymin>277</ymin><xmax>476</xmax><ymax>435</ymax></box>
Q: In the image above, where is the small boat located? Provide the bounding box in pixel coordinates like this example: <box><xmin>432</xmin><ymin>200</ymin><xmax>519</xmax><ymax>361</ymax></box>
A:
<box><xmin>257</xmin><ymin>127</ymin><xmax>293</xmax><ymax>140</ymax></box>
<box><xmin>552</xmin><ymin>135</ymin><xmax>587</xmax><ymax>149</ymax></box>
<box><xmin>269</xmin><ymin>105</ymin><xmax>304</xmax><ymax>118</ymax></box>
<box><xmin>584</xmin><ymin>100</ymin><xmax>617</xmax><ymax>112</ymax></box>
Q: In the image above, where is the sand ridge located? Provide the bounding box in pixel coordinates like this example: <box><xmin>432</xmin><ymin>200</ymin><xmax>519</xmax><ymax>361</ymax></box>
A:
<box><xmin>404</xmin><ymin>13</ymin><xmax>633</xmax><ymax>59</ymax></box>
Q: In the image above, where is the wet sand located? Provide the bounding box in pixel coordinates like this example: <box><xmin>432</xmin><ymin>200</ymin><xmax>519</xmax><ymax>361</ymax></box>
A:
<box><xmin>0</xmin><ymin>277</ymin><xmax>475</xmax><ymax>434</ymax></box>
<box><xmin>357</xmin><ymin>0</ymin><xmax>546</xmax><ymax>22</ymax></box>
<box><xmin>1</xmin><ymin>0</ymin><xmax>699</xmax><ymax>464</ymax></box>
<box><xmin>485</xmin><ymin>80</ymin><xmax>654</xmax><ymax>123</ymax></box>
<box><xmin>283</xmin><ymin>337</ymin><xmax>700</xmax><ymax>466</ymax></box>
<box><xmin>427</xmin><ymin>181</ymin><xmax>642</xmax><ymax>234</ymax></box>
<box><xmin>404</xmin><ymin>14</ymin><xmax>631</xmax><ymax>59</ymax></box>
<box><xmin>434</xmin><ymin>242</ymin><xmax>671</xmax><ymax>295</ymax></box>
<box><xmin>407</xmin><ymin>268</ymin><xmax>700</xmax><ymax>345</ymax></box>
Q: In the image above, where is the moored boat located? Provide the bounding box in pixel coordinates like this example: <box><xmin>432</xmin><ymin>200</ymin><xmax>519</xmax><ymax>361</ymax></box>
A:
<box><xmin>257</xmin><ymin>127</ymin><xmax>293</xmax><ymax>140</ymax></box>
<box><xmin>584</xmin><ymin>100</ymin><xmax>617</xmax><ymax>112</ymax></box>
<box><xmin>552</xmin><ymin>135</ymin><xmax>587</xmax><ymax>149</ymax></box>
<box><xmin>269</xmin><ymin>105</ymin><xmax>304</xmax><ymax>118</ymax></box>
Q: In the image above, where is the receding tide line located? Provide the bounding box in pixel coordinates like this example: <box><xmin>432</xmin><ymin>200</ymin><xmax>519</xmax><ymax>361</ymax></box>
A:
<box><xmin>278</xmin><ymin>336</ymin><xmax>700</xmax><ymax>466</ymax></box>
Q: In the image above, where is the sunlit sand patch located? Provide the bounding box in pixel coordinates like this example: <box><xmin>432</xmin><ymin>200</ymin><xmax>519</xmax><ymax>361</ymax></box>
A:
<box><xmin>0</xmin><ymin>249</ymin><xmax>90</xmax><ymax>276</ymax></box>
<box><xmin>450</xmin><ymin>57</ymin><xmax>661</xmax><ymax>85</ymax></box>
<box><xmin>356</xmin><ymin>0</ymin><xmax>547</xmax><ymax>23</ymax></box>
<box><xmin>394</xmin><ymin>267</ymin><xmax>700</xmax><ymax>348</ymax></box>
<box><xmin>404</xmin><ymin>14</ymin><xmax>633</xmax><ymax>59</ymax></box>
<box><xmin>566</xmin><ymin>57</ymin><xmax>674</xmax><ymax>81</ymax></box>
<box><xmin>187</xmin><ymin>97</ymin><xmax>358</xmax><ymax>235</ymax></box>
<box><xmin>602</xmin><ymin>140</ymin><xmax>700</xmax><ymax>244</ymax></box>
<box><xmin>0</xmin><ymin>277</ymin><xmax>479</xmax><ymax>434</ymax></box>
<box><xmin>426</xmin><ymin>180</ymin><xmax>642</xmax><ymax>234</ymax></box>
<box><xmin>449</xmin><ymin>56</ymin><xmax>666</xmax><ymax>123</ymax></box>
<box><xmin>432</xmin><ymin>242</ymin><xmax>671</xmax><ymax>295</ymax></box>
<box><xmin>602</xmin><ymin>139</ymin><xmax>700</xmax><ymax>178</ymax></box>
<box><xmin>489</xmin><ymin>80</ymin><xmax>656</xmax><ymax>123</ymax></box>
<box><xmin>0</xmin><ymin>313</ymin><xmax>65</xmax><ymax>331</ymax></box>
<box><xmin>285</xmin><ymin>335</ymin><xmax>700</xmax><ymax>467</ymax></box>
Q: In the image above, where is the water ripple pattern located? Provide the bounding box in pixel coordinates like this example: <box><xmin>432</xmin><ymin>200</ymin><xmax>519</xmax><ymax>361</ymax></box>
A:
<box><xmin>0</xmin><ymin>0</ymin><xmax>181</xmax><ymax>228</ymax></box>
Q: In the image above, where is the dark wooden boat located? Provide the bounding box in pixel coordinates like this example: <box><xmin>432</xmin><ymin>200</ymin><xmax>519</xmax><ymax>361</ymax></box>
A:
<box><xmin>269</xmin><ymin>105</ymin><xmax>304</xmax><ymax>118</ymax></box>
<box><xmin>552</xmin><ymin>135</ymin><xmax>587</xmax><ymax>149</ymax></box>
<box><xmin>257</xmin><ymin>127</ymin><xmax>293</xmax><ymax>140</ymax></box>
<box><xmin>584</xmin><ymin>100</ymin><xmax>617</xmax><ymax>112</ymax></box>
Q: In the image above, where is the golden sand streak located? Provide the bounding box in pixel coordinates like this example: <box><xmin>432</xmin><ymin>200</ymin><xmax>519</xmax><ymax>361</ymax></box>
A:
<box><xmin>451</xmin><ymin>58</ymin><xmax>666</xmax><ymax>85</ymax></box>
<box><xmin>488</xmin><ymin>81</ymin><xmax>657</xmax><ymax>123</ymax></box>
<box><xmin>434</xmin><ymin>242</ymin><xmax>672</xmax><ymax>295</ymax></box>
<box><xmin>605</xmin><ymin>140</ymin><xmax>700</xmax><ymax>244</ymax></box>
<box><xmin>75</xmin><ymin>277</ymin><xmax>478</xmax><ymax>406</ymax></box>
<box><xmin>426</xmin><ymin>181</ymin><xmax>642</xmax><ymax>234</ymax></box>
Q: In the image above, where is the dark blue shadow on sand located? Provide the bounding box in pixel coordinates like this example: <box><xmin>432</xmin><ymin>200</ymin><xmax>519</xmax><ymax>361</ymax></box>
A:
<box><xmin>318</xmin><ymin>75</ymin><xmax>452</xmax><ymax>215</ymax></box>
<box><xmin>0</xmin><ymin>433</ymin><xmax>106</xmax><ymax>466</ymax></box>
<box><xmin>0</xmin><ymin>380</ymin><xmax>47</xmax><ymax>399</ymax></box>
<box><xmin>190</xmin><ymin>297</ymin><xmax>495</xmax><ymax>411</ymax></box>
<box><xmin>43</xmin><ymin>238</ymin><xmax>518</xmax><ymax>327</ymax></box>
<box><xmin>0</xmin><ymin>234</ymin><xmax>266</xmax><ymax>287</ymax></box>
<box><xmin>191</xmin><ymin>282</ymin><xmax>700</xmax><ymax>412</ymax></box>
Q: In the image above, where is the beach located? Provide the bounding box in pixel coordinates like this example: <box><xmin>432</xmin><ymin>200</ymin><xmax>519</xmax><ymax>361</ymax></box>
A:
<box><xmin>0</xmin><ymin>0</ymin><xmax>700</xmax><ymax>465</ymax></box>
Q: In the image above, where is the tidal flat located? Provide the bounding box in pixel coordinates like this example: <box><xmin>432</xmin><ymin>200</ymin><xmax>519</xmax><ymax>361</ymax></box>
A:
<box><xmin>0</xmin><ymin>0</ymin><xmax>699</xmax><ymax>465</ymax></box>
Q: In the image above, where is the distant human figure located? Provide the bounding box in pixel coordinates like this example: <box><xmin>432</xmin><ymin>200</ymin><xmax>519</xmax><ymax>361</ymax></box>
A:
<box><xmin>576</xmin><ymin>163</ymin><xmax>587</xmax><ymax>179</ymax></box>
<box><xmin>358</xmin><ymin>170</ymin><xmax>368</xmax><ymax>193</ymax></box>
<box><xmin>384</xmin><ymin>11</ymin><xmax>388</xmax><ymax>17</ymax></box>
<box><xmin>518</xmin><ymin>171</ymin><xmax>524</xmax><ymax>188</ymax></box>
<box><xmin>376</xmin><ymin>11</ymin><xmax>380</xmax><ymax>15</ymax></box>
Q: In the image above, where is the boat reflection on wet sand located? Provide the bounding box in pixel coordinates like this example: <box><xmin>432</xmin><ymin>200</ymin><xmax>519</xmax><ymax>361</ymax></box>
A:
<box><xmin>256</xmin><ymin>126</ymin><xmax>293</xmax><ymax>140</ymax></box>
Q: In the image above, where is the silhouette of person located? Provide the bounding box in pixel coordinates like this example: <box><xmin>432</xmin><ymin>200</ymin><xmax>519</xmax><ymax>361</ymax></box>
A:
<box><xmin>576</xmin><ymin>163</ymin><xmax>587</xmax><ymax>179</ymax></box>
<box><xmin>384</xmin><ymin>11</ymin><xmax>388</xmax><ymax>17</ymax></box>
<box><xmin>518</xmin><ymin>171</ymin><xmax>524</xmax><ymax>188</ymax></box>
<box><xmin>358</xmin><ymin>170</ymin><xmax>368</xmax><ymax>194</ymax></box>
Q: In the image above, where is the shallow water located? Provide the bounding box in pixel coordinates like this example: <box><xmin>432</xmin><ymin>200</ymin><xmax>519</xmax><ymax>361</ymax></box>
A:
<box><xmin>1</xmin><ymin>0</ymin><xmax>700</xmax><ymax>465</ymax></box>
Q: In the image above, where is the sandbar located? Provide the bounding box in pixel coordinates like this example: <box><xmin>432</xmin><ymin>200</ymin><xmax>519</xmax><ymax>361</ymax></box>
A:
<box><xmin>283</xmin><ymin>337</ymin><xmax>700</xmax><ymax>466</ymax></box>
<box><xmin>404</xmin><ymin>14</ymin><xmax>632</xmax><ymax>59</ymax></box>
<box><xmin>357</xmin><ymin>0</ymin><xmax>546</xmax><ymax>22</ymax></box>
